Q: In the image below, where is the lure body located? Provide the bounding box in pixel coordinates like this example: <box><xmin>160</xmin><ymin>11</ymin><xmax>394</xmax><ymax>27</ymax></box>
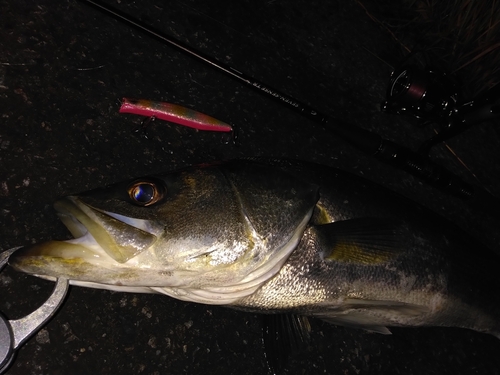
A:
<box><xmin>119</xmin><ymin>98</ymin><xmax>233</xmax><ymax>132</ymax></box>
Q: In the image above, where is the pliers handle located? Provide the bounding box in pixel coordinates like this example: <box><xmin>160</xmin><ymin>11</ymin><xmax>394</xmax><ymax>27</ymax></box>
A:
<box><xmin>0</xmin><ymin>247</ymin><xmax>69</xmax><ymax>374</ymax></box>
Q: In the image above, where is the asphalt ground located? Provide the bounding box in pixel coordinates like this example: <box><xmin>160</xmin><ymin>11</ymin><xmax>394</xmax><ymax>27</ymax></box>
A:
<box><xmin>1</xmin><ymin>1</ymin><xmax>500</xmax><ymax>374</ymax></box>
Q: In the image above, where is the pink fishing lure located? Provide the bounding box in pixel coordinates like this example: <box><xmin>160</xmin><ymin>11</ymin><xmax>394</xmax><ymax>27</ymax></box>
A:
<box><xmin>119</xmin><ymin>98</ymin><xmax>233</xmax><ymax>132</ymax></box>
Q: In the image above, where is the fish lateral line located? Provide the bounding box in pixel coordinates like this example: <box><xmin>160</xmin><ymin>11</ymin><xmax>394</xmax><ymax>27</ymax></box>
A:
<box><xmin>119</xmin><ymin>97</ymin><xmax>233</xmax><ymax>132</ymax></box>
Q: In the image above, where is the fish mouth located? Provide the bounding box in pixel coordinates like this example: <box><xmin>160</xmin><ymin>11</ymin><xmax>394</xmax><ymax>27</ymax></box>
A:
<box><xmin>9</xmin><ymin>197</ymin><xmax>158</xmax><ymax>280</ymax></box>
<box><xmin>54</xmin><ymin>197</ymin><xmax>158</xmax><ymax>263</ymax></box>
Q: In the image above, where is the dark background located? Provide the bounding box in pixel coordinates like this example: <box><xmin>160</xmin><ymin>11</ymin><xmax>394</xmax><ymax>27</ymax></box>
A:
<box><xmin>1</xmin><ymin>1</ymin><xmax>500</xmax><ymax>374</ymax></box>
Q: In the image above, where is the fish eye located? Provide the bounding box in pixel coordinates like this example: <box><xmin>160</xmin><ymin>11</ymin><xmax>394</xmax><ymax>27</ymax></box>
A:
<box><xmin>127</xmin><ymin>180</ymin><xmax>164</xmax><ymax>206</ymax></box>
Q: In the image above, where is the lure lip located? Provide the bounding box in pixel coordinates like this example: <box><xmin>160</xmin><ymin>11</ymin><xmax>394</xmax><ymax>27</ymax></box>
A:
<box><xmin>119</xmin><ymin>97</ymin><xmax>233</xmax><ymax>133</ymax></box>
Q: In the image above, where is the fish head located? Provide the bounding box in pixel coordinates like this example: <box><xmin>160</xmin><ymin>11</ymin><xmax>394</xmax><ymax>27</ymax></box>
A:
<box><xmin>10</xmin><ymin>160</ymin><xmax>319</xmax><ymax>303</ymax></box>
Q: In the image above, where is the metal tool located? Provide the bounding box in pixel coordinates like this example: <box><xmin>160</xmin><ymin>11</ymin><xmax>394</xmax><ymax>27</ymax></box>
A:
<box><xmin>0</xmin><ymin>247</ymin><xmax>69</xmax><ymax>374</ymax></box>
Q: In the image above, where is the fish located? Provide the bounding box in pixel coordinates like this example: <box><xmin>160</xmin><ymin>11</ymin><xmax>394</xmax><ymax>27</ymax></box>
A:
<box><xmin>9</xmin><ymin>158</ymin><xmax>500</xmax><ymax>342</ymax></box>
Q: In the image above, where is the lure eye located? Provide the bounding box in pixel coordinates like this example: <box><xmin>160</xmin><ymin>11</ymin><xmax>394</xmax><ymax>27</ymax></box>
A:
<box><xmin>128</xmin><ymin>180</ymin><xmax>164</xmax><ymax>206</ymax></box>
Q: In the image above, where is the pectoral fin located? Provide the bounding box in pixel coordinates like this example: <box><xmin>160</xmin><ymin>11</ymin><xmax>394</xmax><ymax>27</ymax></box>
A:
<box><xmin>315</xmin><ymin>218</ymin><xmax>408</xmax><ymax>264</ymax></box>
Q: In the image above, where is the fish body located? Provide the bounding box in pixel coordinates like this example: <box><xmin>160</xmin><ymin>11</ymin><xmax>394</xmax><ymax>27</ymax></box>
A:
<box><xmin>9</xmin><ymin>159</ymin><xmax>500</xmax><ymax>337</ymax></box>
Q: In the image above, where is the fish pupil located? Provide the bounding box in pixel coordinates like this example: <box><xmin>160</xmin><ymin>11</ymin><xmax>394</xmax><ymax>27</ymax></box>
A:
<box><xmin>133</xmin><ymin>184</ymin><xmax>155</xmax><ymax>203</ymax></box>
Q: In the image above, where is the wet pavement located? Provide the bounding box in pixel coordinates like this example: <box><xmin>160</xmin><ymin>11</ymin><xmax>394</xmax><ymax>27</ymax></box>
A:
<box><xmin>1</xmin><ymin>1</ymin><xmax>500</xmax><ymax>374</ymax></box>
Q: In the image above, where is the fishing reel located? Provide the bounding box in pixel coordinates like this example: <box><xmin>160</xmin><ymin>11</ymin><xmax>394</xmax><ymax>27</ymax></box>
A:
<box><xmin>382</xmin><ymin>58</ymin><xmax>500</xmax><ymax>154</ymax></box>
<box><xmin>382</xmin><ymin>65</ymin><xmax>459</xmax><ymax>122</ymax></box>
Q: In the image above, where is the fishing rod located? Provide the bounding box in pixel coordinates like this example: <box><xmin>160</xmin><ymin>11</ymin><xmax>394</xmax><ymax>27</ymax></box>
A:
<box><xmin>79</xmin><ymin>0</ymin><xmax>500</xmax><ymax>217</ymax></box>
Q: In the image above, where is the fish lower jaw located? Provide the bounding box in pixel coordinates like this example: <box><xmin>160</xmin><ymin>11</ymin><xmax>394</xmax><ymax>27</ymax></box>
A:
<box><xmin>32</xmin><ymin>273</ymin><xmax>160</xmax><ymax>294</ymax></box>
<box><xmin>70</xmin><ymin>279</ymin><xmax>158</xmax><ymax>294</ymax></box>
